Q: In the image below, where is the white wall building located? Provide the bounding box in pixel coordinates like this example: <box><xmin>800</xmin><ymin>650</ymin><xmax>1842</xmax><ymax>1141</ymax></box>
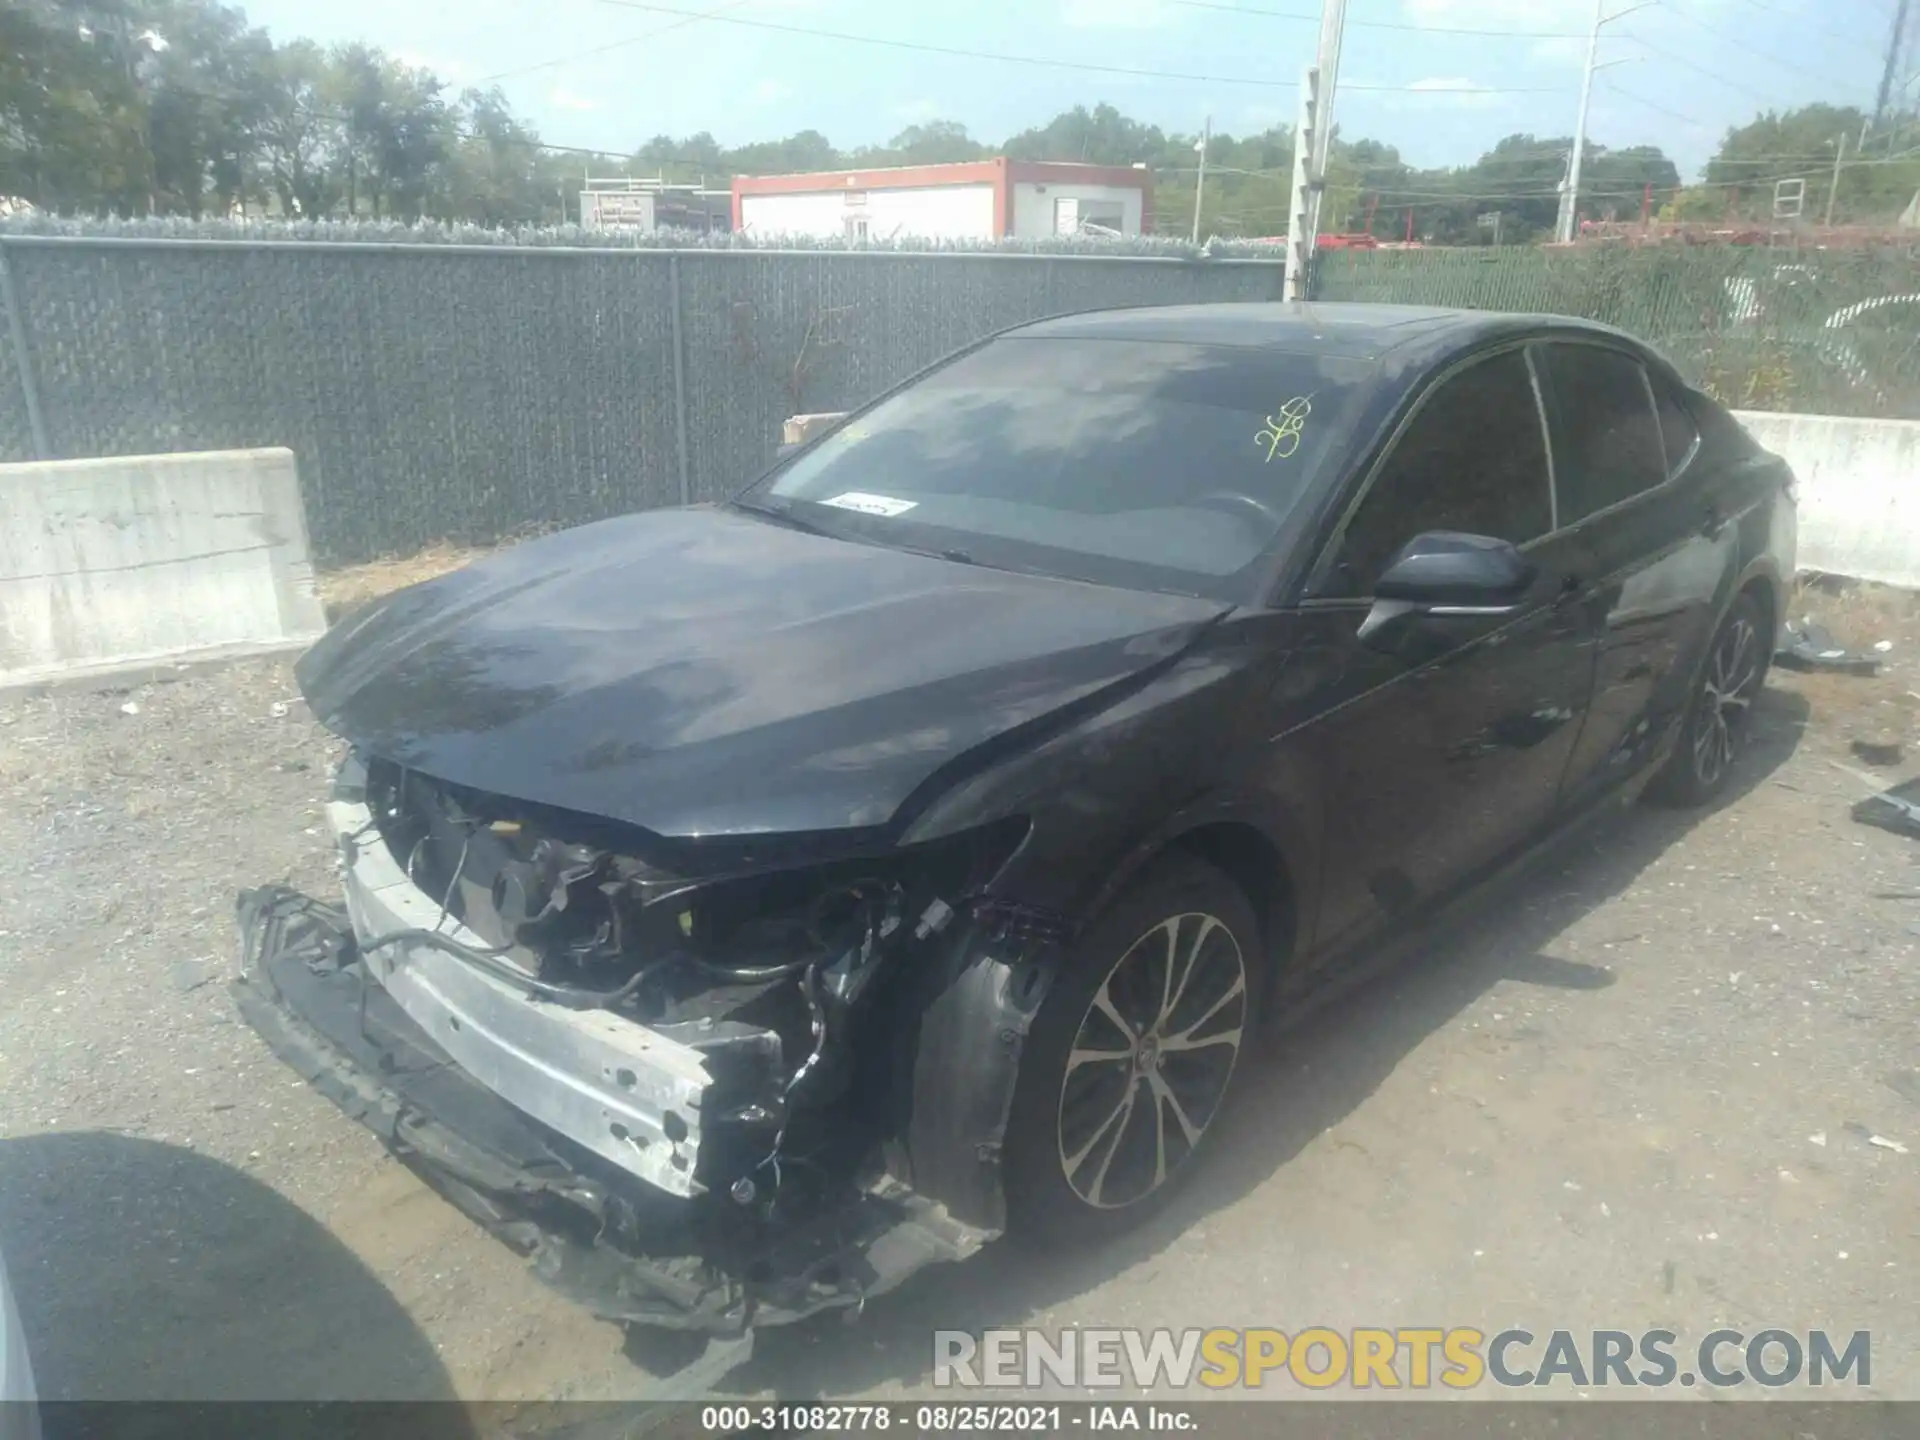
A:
<box><xmin>731</xmin><ymin>159</ymin><xmax>1154</xmax><ymax>242</ymax></box>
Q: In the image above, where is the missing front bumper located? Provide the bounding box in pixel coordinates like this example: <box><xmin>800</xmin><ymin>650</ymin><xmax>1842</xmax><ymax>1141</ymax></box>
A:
<box><xmin>232</xmin><ymin>885</ymin><xmax>991</xmax><ymax>1332</ymax></box>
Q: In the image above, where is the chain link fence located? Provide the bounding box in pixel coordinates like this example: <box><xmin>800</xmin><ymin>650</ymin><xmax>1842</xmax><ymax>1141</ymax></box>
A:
<box><xmin>1313</xmin><ymin>243</ymin><xmax>1920</xmax><ymax>420</ymax></box>
<box><xmin>9</xmin><ymin>225</ymin><xmax>1915</xmax><ymax>565</ymax></box>
<box><xmin>0</xmin><ymin>230</ymin><xmax>1284</xmax><ymax>563</ymax></box>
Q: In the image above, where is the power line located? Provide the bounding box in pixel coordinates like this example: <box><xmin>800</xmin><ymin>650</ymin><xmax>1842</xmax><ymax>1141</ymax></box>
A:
<box><xmin>475</xmin><ymin>0</ymin><xmax>751</xmax><ymax>83</ymax></box>
<box><xmin>1656</xmin><ymin>0</ymin><xmax>1868</xmax><ymax>94</ymax></box>
<box><xmin>1171</xmin><ymin>0</ymin><xmax>1585</xmax><ymax>40</ymax></box>
<box><xmin>589</xmin><ymin>0</ymin><xmax>1566</xmax><ymax>93</ymax></box>
<box><xmin>590</xmin><ymin>0</ymin><xmax>1295</xmax><ymax>87</ymax></box>
<box><xmin>1597</xmin><ymin>78</ymin><xmax>1711</xmax><ymax>130</ymax></box>
<box><xmin>1616</xmin><ymin>30</ymin><xmax>1795</xmax><ymax>110</ymax></box>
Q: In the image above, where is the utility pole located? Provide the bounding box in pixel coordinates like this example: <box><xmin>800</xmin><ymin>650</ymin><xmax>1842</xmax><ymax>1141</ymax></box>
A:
<box><xmin>1875</xmin><ymin>0</ymin><xmax>1913</xmax><ymax>133</ymax></box>
<box><xmin>1192</xmin><ymin>114</ymin><xmax>1211</xmax><ymax>245</ymax></box>
<box><xmin>1824</xmin><ymin>131</ymin><xmax>1848</xmax><ymax>226</ymax></box>
<box><xmin>1555</xmin><ymin>0</ymin><xmax>1651</xmax><ymax>244</ymax></box>
<box><xmin>1556</xmin><ymin>0</ymin><xmax>1604</xmax><ymax>245</ymax></box>
<box><xmin>1283</xmin><ymin>0</ymin><xmax>1348</xmax><ymax>301</ymax></box>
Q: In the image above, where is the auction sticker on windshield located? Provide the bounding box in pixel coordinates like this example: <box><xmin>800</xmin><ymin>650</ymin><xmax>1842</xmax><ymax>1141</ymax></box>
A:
<box><xmin>822</xmin><ymin>492</ymin><xmax>918</xmax><ymax>517</ymax></box>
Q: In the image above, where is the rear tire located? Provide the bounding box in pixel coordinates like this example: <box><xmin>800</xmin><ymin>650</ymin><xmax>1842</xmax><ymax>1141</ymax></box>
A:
<box><xmin>1003</xmin><ymin>856</ymin><xmax>1264</xmax><ymax>1245</ymax></box>
<box><xmin>1647</xmin><ymin>591</ymin><xmax>1769</xmax><ymax>808</ymax></box>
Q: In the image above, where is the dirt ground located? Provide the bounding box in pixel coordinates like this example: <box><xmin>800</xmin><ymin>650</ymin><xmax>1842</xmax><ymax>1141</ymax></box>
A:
<box><xmin>0</xmin><ymin>569</ymin><xmax>1917</xmax><ymax>1406</ymax></box>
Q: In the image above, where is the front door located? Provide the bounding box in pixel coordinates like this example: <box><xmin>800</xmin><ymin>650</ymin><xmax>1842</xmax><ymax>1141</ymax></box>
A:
<box><xmin>1283</xmin><ymin>346</ymin><xmax>1598</xmax><ymax>957</ymax></box>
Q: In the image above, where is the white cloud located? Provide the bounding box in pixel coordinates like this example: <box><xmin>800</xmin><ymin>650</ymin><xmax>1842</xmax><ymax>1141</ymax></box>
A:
<box><xmin>548</xmin><ymin>86</ymin><xmax>599</xmax><ymax>112</ymax></box>
<box><xmin>890</xmin><ymin>98</ymin><xmax>942</xmax><ymax>124</ymax></box>
<box><xmin>751</xmin><ymin>79</ymin><xmax>794</xmax><ymax>106</ymax></box>
<box><xmin>1059</xmin><ymin>0</ymin><xmax>1175</xmax><ymax>28</ymax></box>
<box><xmin>1351</xmin><ymin>76</ymin><xmax>1512</xmax><ymax>112</ymax></box>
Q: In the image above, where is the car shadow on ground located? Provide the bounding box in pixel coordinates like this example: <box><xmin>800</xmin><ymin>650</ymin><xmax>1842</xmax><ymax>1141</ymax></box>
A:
<box><xmin>0</xmin><ymin>1132</ymin><xmax>473</xmax><ymax>1436</ymax></box>
<box><xmin>713</xmin><ymin>686</ymin><xmax>1811</xmax><ymax>1399</ymax></box>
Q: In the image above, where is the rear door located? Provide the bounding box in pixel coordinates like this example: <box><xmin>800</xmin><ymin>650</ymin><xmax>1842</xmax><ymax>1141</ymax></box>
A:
<box><xmin>1286</xmin><ymin>345</ymin><xmax>1598</xmax><ymax>957</ymax></box>
<box><xmin>1536</xmin><ymin>341</ymin><xmax>1734</xmax><ymax>812</ymax></box>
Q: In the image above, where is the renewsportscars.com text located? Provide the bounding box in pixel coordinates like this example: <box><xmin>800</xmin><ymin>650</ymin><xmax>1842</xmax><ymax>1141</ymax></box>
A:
<box><xmin>933</xmin><ymin>1327</ymin><xmax>1872</xmax><ymax>1391</ymax></box>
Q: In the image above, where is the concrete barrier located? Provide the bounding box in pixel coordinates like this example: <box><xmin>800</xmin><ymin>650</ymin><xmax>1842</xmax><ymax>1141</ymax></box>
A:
<box><xmin>0</xmin><ymin>447</ymin><xmax>327</xmax><ymax>689</ymax></box>
<box><xmin>1734</xmin><ymin>410</ymin><xmax>1920</xmax><ymax>589</ymax></box>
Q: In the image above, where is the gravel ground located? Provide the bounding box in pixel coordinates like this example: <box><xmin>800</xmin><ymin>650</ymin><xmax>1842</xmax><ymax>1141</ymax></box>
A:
<box><xmin>1</xmin><ymin>585</ymin><xmax>1916</xmax><ymax>1406</ymax></box>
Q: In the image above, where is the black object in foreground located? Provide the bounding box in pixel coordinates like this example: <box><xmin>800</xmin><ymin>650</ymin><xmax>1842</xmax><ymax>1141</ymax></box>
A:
<box><xmin>1852</xmin><ymin>777</ymin><xmax>1920</xmax><ymax>839</ymax></box>
<box><xmin>1776</xmin><ymin>618</ymin><xmax>1881</xmax><ymax>675</ymax></box>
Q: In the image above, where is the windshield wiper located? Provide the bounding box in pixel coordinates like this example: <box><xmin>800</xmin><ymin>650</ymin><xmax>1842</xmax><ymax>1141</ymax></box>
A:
<box><xmin>731</xmin><ymin>496</ymin><xmax>831</xmax><ymax>536</ymax></box>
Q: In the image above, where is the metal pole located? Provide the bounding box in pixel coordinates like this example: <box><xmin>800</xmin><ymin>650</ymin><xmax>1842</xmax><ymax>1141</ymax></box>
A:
<box><xmin>0</xmin><ymin>240</ymin><xmax>51</xmax><ymax>460</ymax></box>
<box><xmin>1825</xmin><ymin>131</ymin><xmax>1848</xmax><ymax>226</ymax></box>
<box><xmin>1558</xmin><ymin>0</ymin><xmax>1604</xmax><ymax>245</ymax></box>
<box><xmin>1282</xmin><ymin>0</ymin><xmax>1348</xmax><ymax>302</ymax></box>
<box><xmin>1874</xmin><ymin>0</ymin><xmax>1913</xmax><ymax>132</ymax></box>
<box><xmin>1191</xmin><ymin>115</ymin><xmax>1211</xmax><ymax>245</ymax></box>
<box><xmin>668</xmin><ymin>253</ymin><xmax>691</xmax><ymax>506</ymax></box>
<box><xmin>1283</xmin><ymin>66</ymin><xmax>1319</xmax><ymax>302</ymax></box>
<box><xmin>1306</xmin><ymin>0</ymin><xmax>1347</xmax><ymax>243</ymax></box>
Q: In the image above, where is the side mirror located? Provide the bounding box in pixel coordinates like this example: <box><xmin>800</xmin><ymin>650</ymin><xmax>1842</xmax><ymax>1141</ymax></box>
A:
<box><xmin>1359</xmin><ymin>532</ymin><xmax>1537</xmax><ymax>649</ymax></box>
<box><xmin>1376</xmin><ymin>531</ymin><xmax>1536</xmax><ymax>607</ymax></box>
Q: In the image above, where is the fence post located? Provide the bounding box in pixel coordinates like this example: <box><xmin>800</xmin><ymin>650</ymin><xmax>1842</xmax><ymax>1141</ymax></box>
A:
<box><xmin>668</xmin><ymin>252</ymin><xmax>692</xmax><ymax>506</ymax></box>
<box><xmin>0</xmin><ymin>239</ymin><xmax>52</xmax><ymax>459</ymax></box>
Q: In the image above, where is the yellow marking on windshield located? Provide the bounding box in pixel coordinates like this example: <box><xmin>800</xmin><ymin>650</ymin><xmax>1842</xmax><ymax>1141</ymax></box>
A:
<box><xmin>1255</xmin><ymin>395</ymin><xmax>1313</xmax><ymax>463</ymax></box>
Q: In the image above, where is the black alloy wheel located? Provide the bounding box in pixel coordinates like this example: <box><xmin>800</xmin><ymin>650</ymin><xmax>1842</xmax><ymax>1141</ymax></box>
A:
<box><xmin>1650</xmin><ymin>591</ymin><xmax>1769</xmax><ymax>807</ymax></box>
<box><xmin>1004</xmin><ymin>857</ymin><xmax>1262</xmax><ymax>1241</ymax></box>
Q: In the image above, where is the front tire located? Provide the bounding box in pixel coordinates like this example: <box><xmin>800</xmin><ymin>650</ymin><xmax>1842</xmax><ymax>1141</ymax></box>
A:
<box><xmin>1003</xmin><ymin>857</ymin><xmax>1262</xmax><ymax>1244</ymax></box>
<box><xmin>1648</xmin><ymin>591</ymin><xmax>1769</xmax><ymax>807</ymax></box>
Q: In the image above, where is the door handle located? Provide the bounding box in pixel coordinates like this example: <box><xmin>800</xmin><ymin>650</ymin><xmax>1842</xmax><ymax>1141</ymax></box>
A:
<box><xmin>1700</xmin><ymin>504</ymin><xmax>1723</xmax><ymax>537</ymax></box>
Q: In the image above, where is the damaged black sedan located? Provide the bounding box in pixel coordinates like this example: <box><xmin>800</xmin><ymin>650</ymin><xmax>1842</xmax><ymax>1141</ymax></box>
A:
<box><xmin>237</xmin><ymin>303</ymin><xmax>1795</xmax><ymax>1334</ymax></box>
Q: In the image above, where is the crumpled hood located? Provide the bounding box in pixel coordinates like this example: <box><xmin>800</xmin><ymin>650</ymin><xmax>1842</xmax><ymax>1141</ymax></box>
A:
<box><xmin>298</xmin><ymin>507</ymin><xmax>1228</xmax><ymax>838</ymax></box>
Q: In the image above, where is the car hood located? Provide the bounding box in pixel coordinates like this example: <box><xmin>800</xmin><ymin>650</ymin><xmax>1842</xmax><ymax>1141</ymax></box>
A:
<box><xmin>298</xmin><ymin>507</ymin><xmax>1229</xmax><ymax>838</ymax></box>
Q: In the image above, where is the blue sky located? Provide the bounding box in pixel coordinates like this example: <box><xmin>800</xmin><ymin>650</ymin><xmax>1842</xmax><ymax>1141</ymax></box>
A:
<box><xmin>236</xmin><ymin>0</ymin><xmax>1909</xmax><ymax>177</ymax></box>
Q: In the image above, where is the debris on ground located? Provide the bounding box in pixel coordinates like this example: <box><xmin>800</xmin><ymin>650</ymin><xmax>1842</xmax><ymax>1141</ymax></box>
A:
<box><xmin>1851</xmin><ymin>737</ymin><xmax>1906</xmax><ymax>767</ymax></box>
<box><xmin>1843</xmin><ymin>1120</ymin><xmax>1910</xmax><ymax>1153</ymax></box>
<box><xmin>1851</xmin><ymin>778</ymin><xmax>1920</xmax><ymax>839</ymax></box>
<box><xmin>1776</xmin><ymin>618</ymin><xmax>1882</xmax><ymax>675</ymax></box>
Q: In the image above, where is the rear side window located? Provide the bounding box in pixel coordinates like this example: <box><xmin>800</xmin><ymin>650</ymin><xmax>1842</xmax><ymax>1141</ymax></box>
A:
<box><xmin>1539</xmin><ymin>344</ymin><xmax>1667</xmax><ymax>523</ymax></box>
<box><xmin>1322</xmin><ymin>349</ymin><xmax>1552</xmax><ymax>596</ymax></box>
<box><xmin>1650</xmin><ymin>372</ymin><xmax>1700</xmax><ymax>475</ymax></box>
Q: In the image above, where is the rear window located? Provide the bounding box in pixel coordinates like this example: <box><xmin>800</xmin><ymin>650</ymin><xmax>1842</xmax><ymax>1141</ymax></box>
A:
<box><xmin>751</xmin><ymin>337</ymin><xmax>1375</xmax><ymax>595</ymax></box>
<box><xmin>1538</xmin><ymin>344</ymin><xmax>1668</xmax><ymax>524</ymax></box>
<box><xmin>1650</xmin><ymin>372</ymin><xmax>1701</xmax><ymax>476</ymax></box>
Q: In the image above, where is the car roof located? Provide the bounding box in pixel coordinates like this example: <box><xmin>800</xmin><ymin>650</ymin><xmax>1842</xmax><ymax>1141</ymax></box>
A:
<box><xmin>1007</xmin><ymin>302</ymin><xmax>1633</xmax><ymax>363</ymax></box>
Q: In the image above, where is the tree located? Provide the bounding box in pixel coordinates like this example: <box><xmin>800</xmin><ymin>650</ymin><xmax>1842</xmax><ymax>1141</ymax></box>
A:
<box><xmin>254</xmin><ymin>38</ymin><xmax>336</xmax><ymax>217</ymax></box>
<box><xmin>1003</xmin><ymin>103</ymin><xmax>1165</xmax><ymax>166</ymax></box>
<box><xmin>855</xmin><ymin>121</ymin><xmax>988</xmax><ymax>167</ymax></box>
<box><xmin>1706</xmin><ymin>103</ymin><xmax>1920</xmax><ymax>224</ymax></box>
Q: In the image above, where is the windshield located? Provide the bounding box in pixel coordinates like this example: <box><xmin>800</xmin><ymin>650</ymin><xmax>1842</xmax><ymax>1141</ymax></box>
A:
<box><xmin>743</xmin><ymin>337</ymin><xmax>1375</xmax><ymax>597</ymax></box>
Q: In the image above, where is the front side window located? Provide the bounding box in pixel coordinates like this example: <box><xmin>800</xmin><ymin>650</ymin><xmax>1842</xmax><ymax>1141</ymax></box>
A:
<box><xmin>1539</xmin><ymin>343</ymin><xmax>1667</xmax><ymax>523</ymax></box>
<box><xmin>1320</xmin><ymin>349</ymin><xmax>1552</xmax><ymax>597</ymax></box>
<box><xmin>745</xmin><ymin>337</ymin><xmax>1374</xmax><ymax>597</ymax></box>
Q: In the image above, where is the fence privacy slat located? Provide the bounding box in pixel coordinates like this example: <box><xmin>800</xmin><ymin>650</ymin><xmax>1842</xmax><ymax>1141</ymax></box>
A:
<box><xmin>1</xmin><ymin>230</ymin><xmax>1914</xmax><ymax>564</ymax></box>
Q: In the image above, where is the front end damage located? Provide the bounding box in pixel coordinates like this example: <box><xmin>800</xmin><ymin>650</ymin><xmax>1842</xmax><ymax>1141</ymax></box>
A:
<box><xmin>234</xmin><ymin>750</ymin><xmax>1066</xmax><ymax>1331</ymax></box>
